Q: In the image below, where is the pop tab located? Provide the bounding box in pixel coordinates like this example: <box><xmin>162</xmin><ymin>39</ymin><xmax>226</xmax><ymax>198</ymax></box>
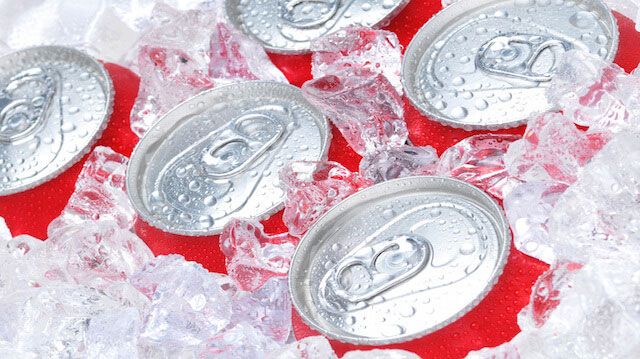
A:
<box><xmin>290</xmin><ymin>176</ymin><xmax>510</xmax><ymax>345</ymax></box>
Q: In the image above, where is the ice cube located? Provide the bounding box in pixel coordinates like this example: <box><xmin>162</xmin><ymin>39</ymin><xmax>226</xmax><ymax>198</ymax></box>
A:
<box><xmin>359</xmin><ymin>145</ymin><xmax>438</xmax><ymax>183</ymax></box>
<box><xmin>280</xmin><ymin>161</ymin><xmax>373</xmax><ymax>237</ymax></box>
<box><xmin>302</xmin><ymin>72</ymin><xmax>407</xmax><ymax>155</ymax></box>
<box><xmin>220</xmin><ymin>219</ymin><xmax>298</xmax><ymax>292</ymax></box>
<box><xmin>437</xmin><ymin>134</ymin><xmax>521</xmax><ymax>199</ymax></box>
<box><xmin>504</xmin><ymin>113</ymin><xmax>609</xmax><ymax>186</ymax></box>
<box><xmin>311</xmin><ymin>27</ymin><xmax>403</xmax><ymax>94</ymax></box>
<box><xmin>503</xmin><ymin>181</ymin><xmax>568</xmax><ymax>264</ymax></box>
<box><xmin>200</xmin><ymin>323</ymin><xmax>280</xmax><ymax>358</ymax></box>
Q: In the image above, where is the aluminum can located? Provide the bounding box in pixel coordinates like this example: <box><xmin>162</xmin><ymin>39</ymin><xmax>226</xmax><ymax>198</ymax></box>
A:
<box><xmin>127</xmin><ymin>81</ymin><xmax>330</xmax><ymax>236</ymax></box>
<box><xmin>403</xmin><ymin>0</ymin><xmax>619</xmax><ymax>130</ymax></box>
<box><xmin>0</xmin><ymin>46</ymin><xmax>114</xmax><ymax>195</ymax></box>
<box><xmin>225</xmin><ymin>0</ymin><xmax>410</xmax><ymax>53</ymax></box>
<box><xmin>289</xmin><ymin>176</ymin><xmax>510</xmax><ymax>345</ymax></box>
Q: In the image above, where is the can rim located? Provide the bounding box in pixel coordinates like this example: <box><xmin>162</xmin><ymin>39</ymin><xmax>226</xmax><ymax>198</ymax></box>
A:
<box><xmin>223</xmin><ymin>0</ymin><xmax>411</xmax><ymax>54</ymax></box>
<box><xmin>401</xmin><ymin>0</ymin><xmax>620</xmax><ymax>131</ymax></box>
<box><xmin>289</xmin><ymin>175</ymin><xmax>511</xmax><ymax>345</ymax></box>
<box><xmin>126</xmin><ymin>80</ymin><xmax>331</xmax><ymax>236</ymax></box>
<box><xmin>0</xmin><ymin>45</ymin><xmax>115</xmax><ymax>196</ymax></box>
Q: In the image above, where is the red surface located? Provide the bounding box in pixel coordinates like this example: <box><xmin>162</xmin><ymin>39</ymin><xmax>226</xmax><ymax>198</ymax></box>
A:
<box><xmin>1</xmin><ymin>1</ymin><xmax>639</xmax><ymax>358</ymax></box>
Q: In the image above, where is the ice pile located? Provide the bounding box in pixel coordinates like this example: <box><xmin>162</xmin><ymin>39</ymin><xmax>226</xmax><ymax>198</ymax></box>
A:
<box><xmin>303</xmin><ymin>27</ymin><xmax>407</xmax><ymax>155</ymax></box>
<box><xmin>547</xmin><ymin>50</ymin><xmax>640</xmax><ymax>134</ymax></box>
<box><xmin>468</xmin><ymin>51</ymin><xmax>640</xmax><ymax>356</ymax></box>
<box><xmin>280</xmin><ymin>161</ymin><xmax>372</xmax><ymax>237</ymax></box>
<box><xmin>0</xmin><ymin>0</ymin><xmax>223</xmax><ymax>65</ymax></box>
<box><xmin>359</xmin><ymin>134</ymin><xmax>520</xmax><ymax>200</ymax></box>
<box><xmin>0</xmin><ymin>146</ymin><xmax>420</xmax><ymax>357</ymax></box>
<box><xmin>503</xmin><ymin>50</ymin><xmax>640</xmax><ymax>263</ymax></box>
<box><xmin>130</xmin><ymin>4</ymin><xmax>286</xmax><ymax>137</ymax></box>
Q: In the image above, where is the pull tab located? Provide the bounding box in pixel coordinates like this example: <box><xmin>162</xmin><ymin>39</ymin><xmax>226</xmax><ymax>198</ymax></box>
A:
<box><xmin>280</xmin><ymin>0</ymin><xmax>340</xmax><ymax>28</ymax></box>
<box><xmin>476</xmin><ymin>34</ymin><xmax>572</xmax><ymax>83</ymax></box>
<box><xmin>325</xmin><ymin>234</ymin><xmax>430</xmax><ymax>303</ymax></box>
<box><xmin>0</xmin><ymin>67</ymin><xmax>56</xmax><ymax>143</ymax></box>
<box><xmin>201</xmin><ymin>113</ymin><xmax>285</xmax><ymax>179</ymax></box>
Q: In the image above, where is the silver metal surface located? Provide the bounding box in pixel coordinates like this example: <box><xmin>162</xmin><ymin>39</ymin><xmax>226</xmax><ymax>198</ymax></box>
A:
<box><xmin>0</xmin><ymin>46</ymin><xmax>113</xmax><ymax>195</ymax></box>
<box><xmin>403</xmin><ymin>0</ymin><xmax>619</xmax><ymax>130</ymax></box>
<box><xmin>225</xmin><ymin>0</ymin><xmax>410</xmax><ymax>54</ymax></box>
<box><xmin>289</xmin><ymin>176</ymin><xmax>510</xmax><ymax>345</ymax></box>
<box><xmin>127</xmin><ymin>81</ymin><xmax>330</xmax><ymax>236</ymax></box>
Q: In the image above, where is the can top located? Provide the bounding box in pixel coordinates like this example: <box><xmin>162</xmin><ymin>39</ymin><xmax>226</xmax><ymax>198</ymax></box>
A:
<box><xmin>0</xmin><ymin>46</ymin><xmax>114</xmax><ymax>196</ymax></box>
<box><xmin>403</xmin><ymin>0</ymin><xmax>619</xmax><ymax>130</ymax></box>
<box><xmin>225</xmin><ymin>0</ymin><xmax>410</xmax><ymax>54</ymax></box>
<box><xmin>127</xmin><ymin>81</ymin><xmax>330</xmax><ymax>236</ymax></box>
<box><xmin>289</xmin><ymin>176</ymin><xmax>510</xmax><ymax>345</ymax></box>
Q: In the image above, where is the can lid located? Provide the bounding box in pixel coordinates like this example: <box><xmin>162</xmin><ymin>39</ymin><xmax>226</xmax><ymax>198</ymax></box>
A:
<box><xmin>225</xmin><ymin>0</ymin><xmax>410</xmax><ymax>54</ymax></box>
<box><xmin>0</xmin><ymin>46</ymin><xmax>114</xmax><ymax>195</ymax></box>
<box><xmin>289</xmin><ymin>176</ymin><xmax>510</xmax><ymax>345</ymax></box>
<box><xmin>127</xmin><ymin>81</ymin><xmax>330</xmax><ymax>236</ymax></box>
<box><xmin>402</xmin><ymin>0</ymin><xmax>619</xmax><ymax>130</ymax></box>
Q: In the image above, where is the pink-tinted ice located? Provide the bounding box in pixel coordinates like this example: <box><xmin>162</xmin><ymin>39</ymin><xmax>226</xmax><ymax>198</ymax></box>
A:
<box><xmin>302</xmin><ymin>72</ymin><xmax>407</xmax><ymax>155</ymax></box>
<box><xmin>359</xmin><ymin>145</ymin><xmax>438</xmax><ymax>183</ymax></box>
<box><xmin>436</xmin><ymin>134</ymin><xmax>522</xmax><ymax>199</ymax></box>
<box><xmin>49</xmin><ymin>146</ymin><xmax>135</xmax><ymax>234</ymax></box>
<box><xmin>547</xmin><ymin>50</ymin><xmax>640</xmax><ymax>133</ymax></box>
<box><xmin>220</xmin><ymin>219</ymin><xmax>298</xmax><ymax>292</ymax></box>
<box><xmin>280</xmin><ymin>161</ymin><xmax>373</xmax><ymax>237</ymax></box>
<box><xmin>311</xmin><ymin>27</ymin><xmax>403</xmax><ymax>94</ymax></box>
<box><xmin>504</xmin><ymin>113</ymin><xmax>610</xmax><ymax>185</ymax></box>
<box><xmin>130</xmin><ymin>4</ymin><xmax>285</xmax><ymax>137</ymax></box>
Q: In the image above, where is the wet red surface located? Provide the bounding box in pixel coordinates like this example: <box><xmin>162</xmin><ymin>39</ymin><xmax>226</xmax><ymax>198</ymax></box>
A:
<box><xmin>1</xmin><ymin>2</ymin><xmax>639</xmax><ymax>357</ymax></box>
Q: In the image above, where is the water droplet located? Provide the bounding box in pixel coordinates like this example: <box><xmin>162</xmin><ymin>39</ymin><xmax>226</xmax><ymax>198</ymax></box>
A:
<box><xmin>383</xmin><ymin>209</ymin><xmax>395</xmax><ymax>219</ymax></box>
<box><xmin>498</xmin><ymin>92</ymin><xmax>513</xmax><ymax>102</ymax></box>
<box><xmin>361</xmin><ymin>2</ymin><xmax>372</xmax><ymax>11</ymax></box>
<box><xmin>198</xmin><ymin>215</ymin><xmax>214</xmax><ymax>228</ymax></box>
<box><xmin>433</xmin><ymin>100</ymin><xmax>447</xmax><ymax>110</ymax></box>
<box><xmin>399</xmin><ymin>305</ymin><xmax>416</xmax><ymax>317</ymax></box>
<box><xmin>68</xmin><ymin>107</ymin><xmax>80</xmax><ymax>114</ymax></box>
<box><xmin>460</xmin><ymin>242</ymin><xmax>476</xmax><ymax>255</ymax></box>
<box><xmin>188</xmin><ymin>180</ymin><xmax>201</xmax><ymax>191</ymax></box>
<box><xmin>596</xmin><ymin>35</ymin><xmax>608</xmax><ymax>45</ymax></box>
<box><xmin>331</xmin><ymin>243</ymin><xmax>343</xmax><ymax>251</ymax></box>
<box><xmin>203</xmin><ymin>195</ymin><xmax>217</xmax><ymax>206</ymax></box>
<box><xmin>475</xmin><ymin>99</ymin><xmax>489</xmax><ymax>110</ymax></box>
<box><xmin>382</xmin><ymin>0</ymin><xmax>395</xmax><ymax>8</ymax></box>
<box><xmin>452</xmin><ymin>77</ymin><xmax>465</xmax><ymax>86</ymax></box>
<box><xmin>345</xmin><ymin>316</ymin><xmax>356</xmax><ymax>325</ymax></box>
<box><xmin>451</xmin><ymin>107</ymin><xmax>468</xmax><ymax>119</ymax></box>
<box><xmin>569</xmin><ymin>11</ymin><xmax>596</xmax><ymax>29</ymax></box>
<box><xmin>598</xmin><ymin>48</ymin><xmax>608</xmax><ymax>57</ymax></box>
<box><xmin>61</xmin><ymin>123</ymin><xmax>75</xmax><ymax>133</ymax></box>
<box><xmin>430</xmin><ymin>208</ymin><xmax>442</xmax><ymax>217</ymax></box>
<box><xmin>381</xmin><ymin>324</ymin><xmax>405</xmax><ymax>337</ymax></box>
<box><xmin>476</xmin><ymin>27</ymin><xmax>488</xmax><ymax>34</ymax></box>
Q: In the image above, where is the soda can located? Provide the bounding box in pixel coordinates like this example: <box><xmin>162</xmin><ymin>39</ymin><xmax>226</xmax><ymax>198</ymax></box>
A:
<box><xmin>403</xmin><ymin>0</ymin><xmax>618</xmax><ymax>130</ymax></box>
<box><xmin>127</xmin><ymin>81</ymin><xmax>330</xmax><ymax>236</ymax></box>
<box><xmin>225</xmin><ymin>0</ymin><xmax>410</xmax><ymax>53</ymax></box>
<box><xmin>0</xmin><ymin>46</ymin><xmax>114</xmax><ymax>195</ymax></box>
<box><xmin>289</xmin><ymin>176</ymin><xmax>510</xmax><ymax>345</ymax></box>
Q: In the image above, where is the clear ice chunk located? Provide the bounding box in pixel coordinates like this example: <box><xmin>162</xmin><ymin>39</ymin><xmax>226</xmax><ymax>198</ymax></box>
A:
<box><xmin>231</xmin><ymin>278</ymin><xmax>292</xmax><ymax>344</ymax></box>
<box><xmin>130</xmin><ymin>255</ymin><xmax>233</xmax><ymax>349</ymax></box>
<box><xmin>503</xmin><ymin>181</ymin><xmax>568</xmax><ymax>264</ymax></box>
<box><xmin>504</xmin><ymin>113</ymin><xmax>609</xmax><ymax>186</ymax></box>
<box><xmin>311</xmin><ymin>27</ymin><xmax>403</xmax><ymax>94</ymax></box>
<box><xmin>220</xmin><ymin>219</ymin><xmax>298</xmax><ymax>292</ymax></box>
<box><xmin>359</xmin><ymin>145</ymin><xmax>439</xmax><ymax>183</ymax></box>
<box><xmin>280</xmin><ymin>161</ymin><xmax>373</xmax><ymax>237</ymax></box>
<box><xmin>302</xmin><ymin>72</ymin><xmax>407</xmax><ymax>155</ymax></box>
<box><xmin>46</xmin><ymin>221</ymin><xmax>154</xmax><ymax>290</ymax></box>
<box><xmin>48</xmin><ymin>146</ymin><xmax>135</xmax><ymax>234</ymax></box>
<box><xmin>548</xmin><ymin>133</ymin><xmax>640</xmax><ymax>259</ymax></box>
<box><xmin>266</xmin><ymin>336</ymin><xmax>337</xmax><ymax>359</ymax></box>
<box><xmin>436</xmin><ymin>134</ymin><xmax>521</xmax><ymax>199</ymax></box>
<box><xmin>200</xmin><ymin>323</ymin><xmax>280</xmax><ymax>358</ymax></box>
<box><xmin>0</xmin><ymin>284</ymin><xmax>141</xmax><ymax>358</ymax></box>
<box><xmin>548</xmin><ymin>50</ymin><xmax>640</xmax><ymax>133</ymax></box>
<box><xmin>467</xmin><ymin>253</ymin><xmax>640</xmax><ymax>358</ymax></box>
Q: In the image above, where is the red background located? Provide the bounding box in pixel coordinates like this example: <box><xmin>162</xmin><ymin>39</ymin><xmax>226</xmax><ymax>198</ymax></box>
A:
<box><xmin>1</xmin><ymin>1</ymin><xmax>639</xmax><ymax>357</ymax></box>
